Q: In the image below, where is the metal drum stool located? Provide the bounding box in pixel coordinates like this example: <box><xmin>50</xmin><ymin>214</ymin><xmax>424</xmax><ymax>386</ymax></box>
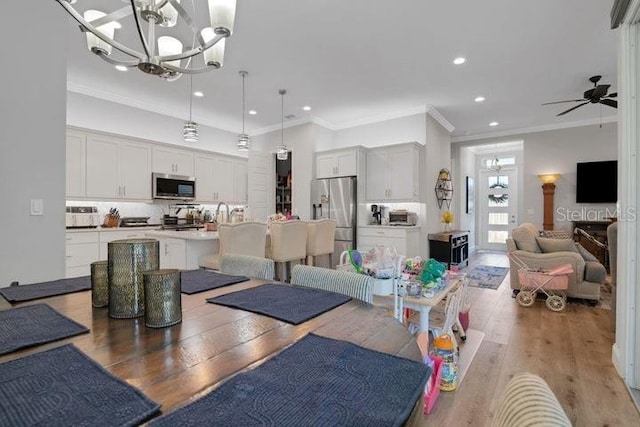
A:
<box><xmin>91</xmin><ymin>260</ymin><xmax>109</xmax><ymax>307</ymax></box>
<box><xmin>108</xmin><ymin>238</ymin><xmax>159</xmax><ymax>319</ymax></box>
<box><xmin>143</xmin><ymin>269</ymin><xmax>182</xmax><ymax>328</ymax></box>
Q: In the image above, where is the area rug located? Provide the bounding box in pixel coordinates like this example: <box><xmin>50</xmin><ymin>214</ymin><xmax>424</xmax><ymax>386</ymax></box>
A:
<box><xmin>207</xmin><ymin>284</ymin><xmax>351</xmax><ymax>325</ymax></box>
<box><xmin>149</xmin><ymin>333</ymin><xmax>430</xmax><ymax>427</ymax></box>
<box><xmin>0</xmin><ymin>344</ymin><xmax>160</xmax><ymax>427</ymax></box>
<box><xmin>0</xmin><ymin>304</ymin><xmax>89</xmax><ymax>355</ymax></box>
<box><xmin>465</xmin><ymin>265</ymin><xmax>509</xmax><ymax>290</ymax></box>
<box><xmin>180</xmin><ymin>269</ymin><xmax>250</xmax><ymax>295</ymax></box>
<box><xmin>0</xmin><ymin>276</ymin><xmax>91</xmax><ymax>303</ymax></box>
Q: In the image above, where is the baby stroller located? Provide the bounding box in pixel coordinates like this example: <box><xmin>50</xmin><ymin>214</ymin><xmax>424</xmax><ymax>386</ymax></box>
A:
<box><xmin>510</xmin><ymin>253</ymin><xmax>573</xmax><ymax>312</ymax></box>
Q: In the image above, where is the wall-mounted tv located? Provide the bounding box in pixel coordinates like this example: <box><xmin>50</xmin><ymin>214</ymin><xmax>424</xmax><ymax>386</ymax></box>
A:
<box><xmin>576</xmin><ymin>160</ymin><xmax>617</xmax><ymax>203</ymax></box>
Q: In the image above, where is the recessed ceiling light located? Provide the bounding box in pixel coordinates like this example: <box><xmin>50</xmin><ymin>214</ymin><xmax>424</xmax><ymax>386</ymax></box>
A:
<box><xmin>474</xmin><ymin>96</ymin><xmax>485</xmax><ymax>103</ymax></box>
<box><xmin>193</xmin><ymin>91</ymin><xmax>204</xmax><ymax>97</ymax></box>
<box><xmin>248</xmin><ymin>110</ymin><xmax>257</xmax><ymax>115</ymax></box>
<box><xmin>453</xmin><ymin>57</ymin><xmax>466</xmax><ymax>65</ymax></box>
<box><xmin>302</xmin><ymin>105</ymin><xmax>312</xmax><ymax>111</ymax></box>
<box><xmin>115</xmin><ymin>65</ymin><xmax>127</xmax><ymax>72</ymax></box>
<box><xmin>489</xmin><ymin>121</ymin><xmax>499</xmax><ymax>127</ymax></box>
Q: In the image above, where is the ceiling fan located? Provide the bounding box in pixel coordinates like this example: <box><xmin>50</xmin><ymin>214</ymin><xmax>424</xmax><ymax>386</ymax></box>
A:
<box><xmin>542</xmin><ymin>75</ymin><xmax>618</xmax><ymax>116</ymax></box>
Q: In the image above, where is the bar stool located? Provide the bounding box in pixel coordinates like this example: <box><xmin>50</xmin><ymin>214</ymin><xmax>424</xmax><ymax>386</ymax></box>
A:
<box><xmin>90</xmin><ymin>260</ymin><xmax>109</xmax><ymax>308</ymax></box>
<box><xmin>198</xmin><ymin>221</ymin><xmax>267</xmax><ymax>270</ymax></box>
<box><xmin>266</xmin><ymin>220</ymin><xmax>308</xmax><ymax>282</ymax></box>
<box><xmin>306</xmin><ymin>219</ymin><xmax>337</xmax><ymax>267</ymax></box>
<box><xmin>143</xmin><ymin>269</ymin><xmax>182</xmax><ymax>328</ymax></box>
<box><xmin>108</xmin><ymin>238</ymin><xmax>159</xmax><ymax>319</ymax></box>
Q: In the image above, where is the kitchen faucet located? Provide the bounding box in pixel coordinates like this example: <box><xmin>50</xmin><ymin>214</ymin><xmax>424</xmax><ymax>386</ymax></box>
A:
<box><xmin>215</xmin><ymin>202</ymin><xmax>230</xmax><ymax>223</ymax></box>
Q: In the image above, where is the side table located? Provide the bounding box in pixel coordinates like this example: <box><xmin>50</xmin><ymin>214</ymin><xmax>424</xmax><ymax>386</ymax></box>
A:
<box><xmin>428</xmin><ymin>230</ymin><xmax>469</xmax><ymax>269</ymax></box>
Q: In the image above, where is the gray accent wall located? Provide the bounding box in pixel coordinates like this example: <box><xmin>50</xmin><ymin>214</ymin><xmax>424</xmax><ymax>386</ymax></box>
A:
<box><xmin>0</xmin><ymin>2</ymin><xmax>67</xmax><ymax>285</ymax></box>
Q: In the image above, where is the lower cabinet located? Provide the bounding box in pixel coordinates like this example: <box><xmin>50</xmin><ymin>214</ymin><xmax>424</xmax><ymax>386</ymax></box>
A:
<box><xmin>357</xmin><ymin>226</ymin><xmax>420</xmax><ymax>257</ymax></box>
<box><xmin>65</xmin><ymin>232</ymin><xmax>99</xmax><ymax>278</ymax></box>
<box><xmin>99</xmin><ymin>230</ymin><xmax>148</xmax><ymax>259</ymax></box>
<box><xmin>158</xmin><ymin>238</ymin><xmax>187</xmax><ymax>269</ymax></box>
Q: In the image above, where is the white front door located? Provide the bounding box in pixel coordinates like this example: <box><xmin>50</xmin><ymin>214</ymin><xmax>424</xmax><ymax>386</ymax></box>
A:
<box><xmin>479</xmin><ymin>167</ymin><xmax>518</xmax><ymax>250</ymax></box>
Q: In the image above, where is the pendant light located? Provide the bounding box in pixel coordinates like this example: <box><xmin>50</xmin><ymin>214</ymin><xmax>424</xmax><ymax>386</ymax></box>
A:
<box><xmin>488</xmin><ymin>144</ymin><xmax>501</xmax><ymax>172</ymax></box>
<box><xmin>237</xmin><ymin>71</ymin><xmax>250</xmax><ymax>151</ymax></box>
<box><xmin>183</xmin><ymin>74</ymin><xmax>198</xmax><ymax>143</ymax></box>
<box><xmin>276</xmin><ymin>89</ymin><xmax>288</xmax><ymax>160</ymax></box>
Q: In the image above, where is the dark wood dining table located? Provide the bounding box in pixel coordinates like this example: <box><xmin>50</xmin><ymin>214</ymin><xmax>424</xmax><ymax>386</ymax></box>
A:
<box><xmin>0</xmin><ymin>278</ymin><xmax>424</xmax><ymax>425</ymax></box>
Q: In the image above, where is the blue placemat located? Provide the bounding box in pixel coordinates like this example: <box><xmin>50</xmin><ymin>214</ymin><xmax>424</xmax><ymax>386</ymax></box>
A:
<box><xmin>0</xmin><ymin>344</ymin><xmax>160</xmax><ymax>426</ymax></box>
<box><xmin>207</xmin><ymin>283</ymin><xmax>352</xmax><ymax>325</ymax></box>
<box><xmin>0</xmin><ymin>304</ymin><xmax>89</xmax><ymax>355</ymax></box>
<box><xmin>150</xmin><ymin>333</ymin><xmax>430</xmax><ymax>426</ymax></box>
<box><xmin>0</xmin><ymin>276</ymin><xmax>91</xmax><ymax>303</ymax></box>
<box><xmin>181</xmin><ymin>269</ymin><xmax>250</xmax><ymax>294</ymax></box>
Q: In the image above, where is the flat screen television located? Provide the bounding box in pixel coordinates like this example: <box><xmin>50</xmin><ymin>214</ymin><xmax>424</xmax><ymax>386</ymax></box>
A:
<box><xmin>576</xmin><ymin>160</ymin><xmax>617</xmax><ymax>203</ymax></box>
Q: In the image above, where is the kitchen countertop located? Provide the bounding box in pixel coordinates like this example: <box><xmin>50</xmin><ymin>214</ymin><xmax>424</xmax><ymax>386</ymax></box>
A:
<box><xmin>359</xmin><ymin>225</ymin><xmax>419</xmax><ymax>229</ymax></box>
<box><xmin>65</xmin><ymin>226</ymin><xmax>163</xmax><ymax>233</ymax></box>
<box><xmin>145</xmin><ymin>230</ymin><xmax>219</xmax><ymax>240</ymax></box>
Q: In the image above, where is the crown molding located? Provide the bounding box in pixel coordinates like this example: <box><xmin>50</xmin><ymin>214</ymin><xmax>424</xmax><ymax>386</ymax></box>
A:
<box><xmin>451</xmin><ymin>115</ymin><xmax>618</xmax><ymax>143</ymax></box>
<box><xmin>329</xmin><ymin>105</ymin><xmax>429</xmax><ymax>130</ymax></box>
<box><xmin>426</xmin><ymin>106</ymin><xmax>455</xmax><ymax>133</ymax></box>
<box><xmin>67</xmin><ymin>82</ymin><xmax>239</xmax><ymax>134</ymax></box>
<box><xmin>251</xmin><ymin>117</ymin><xmax>314</xmax><ymax>136</ymax></box>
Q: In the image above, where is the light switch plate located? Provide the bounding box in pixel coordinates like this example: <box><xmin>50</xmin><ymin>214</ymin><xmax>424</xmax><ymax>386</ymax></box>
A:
<box><xmin>30</xmin><ymin>199</ymin><xmax>43</xmax><ymax>216</ymax></box>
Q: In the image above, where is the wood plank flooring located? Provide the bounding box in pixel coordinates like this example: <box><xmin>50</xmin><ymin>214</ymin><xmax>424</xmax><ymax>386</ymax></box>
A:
<box><xmin>421</xmin><ymin>250</ymin><xmax>640</xmax><ymax>426</ymax></box>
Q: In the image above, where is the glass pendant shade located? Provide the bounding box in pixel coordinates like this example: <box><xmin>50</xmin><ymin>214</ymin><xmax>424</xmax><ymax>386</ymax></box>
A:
<box><xmin>158</xmin><ymin>36</ymin><xmax>183</xmax><ymax>69</ymax></box>
<box><xmin>237</xmin><ymin>134</ymin><xmax>250</xmax><ymax>151</ymax></box>
<box><xmin>277</xmin><ymin>89</ymin><xmax>288</xmax><ymax>160</ymax></box>
<box><xmin>183</xmin><ymin>121</ymin><xmax>198</xmax><ymax>143</ymax></box>
<box><xmin>84</xmin><ymin>10</ymin><xmax>118</xmax><ymax>55</ymax></box>
<box><xmin>209</xmin><ymin>0</ymin><xmax>237</xmax><ymax>36</ymax></box>
<box><xmin>159</xmin><ymin>0</ymin><xmax>180</xmax><ymax>27</ymax></box>
<box><xmin>201</xmin><ymin>28</ymin><xmax>225</xmax><ymax>68</ymax></box>
<box><xmin>276</xmin><ymin>146</ymin><xmax>288</xmax><ymax>160</ymax></box>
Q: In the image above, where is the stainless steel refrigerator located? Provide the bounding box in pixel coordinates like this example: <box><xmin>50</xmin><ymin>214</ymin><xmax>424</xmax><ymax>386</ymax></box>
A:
<box><xmin>311</xmin><ymin>177</ymin><xmax>357</xmax><ymax>268</ymax></box>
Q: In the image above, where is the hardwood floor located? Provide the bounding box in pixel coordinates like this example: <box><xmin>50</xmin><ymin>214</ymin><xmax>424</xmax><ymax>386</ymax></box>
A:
<box><xmin>421</xmin><ymin>250</ymin><xmax>640</xmax><ymax>426</ymax></box>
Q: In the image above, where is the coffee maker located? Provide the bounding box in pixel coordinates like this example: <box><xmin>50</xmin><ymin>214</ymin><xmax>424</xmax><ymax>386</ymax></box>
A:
<box><xmin>371</xmin><ymin>204</ymin><xmax>382</xmax><ymax>225</ymax></box>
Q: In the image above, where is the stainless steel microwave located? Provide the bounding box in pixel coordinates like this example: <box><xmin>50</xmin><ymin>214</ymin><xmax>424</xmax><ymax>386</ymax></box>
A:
<box><xmin>152</xmin><ymin>173</ymin><xmax>196</xmax><ymax>200</ymax></box>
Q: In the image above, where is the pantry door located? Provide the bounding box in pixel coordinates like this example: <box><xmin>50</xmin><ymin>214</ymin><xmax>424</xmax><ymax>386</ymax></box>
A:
<box><xmin>478</xmin><ymin>167</ymin><xmax>518</xmax><ymax>251</ymax></box>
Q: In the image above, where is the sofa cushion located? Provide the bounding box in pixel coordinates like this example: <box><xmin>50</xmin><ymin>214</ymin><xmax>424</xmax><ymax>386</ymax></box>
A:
<box><xmin>576</xmin><ymin>243</ymin><xmax>599</xmax><ymax>262</ymax></box>
<box><xmin>512</xmin><ymin>225</ymin><xmax>541</xmax><ymax>253</ymax></box>
<box><xmin>584</xmin><ymin>260</ymin><xmax>606</xmax><ymax>284</ymax></box>
<box><xmin>536</xmin><ymin>237</ymin><xmax>578</xmax><ymax>253</ymax></box>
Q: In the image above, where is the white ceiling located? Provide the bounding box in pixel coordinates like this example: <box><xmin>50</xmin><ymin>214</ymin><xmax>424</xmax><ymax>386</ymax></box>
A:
<box><xmin>62</xmin><ymin>0</ymin><xmax>618</xmax><ymax>139</ymax></box>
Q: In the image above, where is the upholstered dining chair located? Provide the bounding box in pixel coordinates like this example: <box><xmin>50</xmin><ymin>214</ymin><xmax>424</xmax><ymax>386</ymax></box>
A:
<box><xmin>219</xmin><ymin>254</ymin><xmax>275</xmax><ymax>281</ymax></box>
<box><xmin>306</xmin><ymin>219</ymin><xmax>337</xmax><ymax>267</ymax></box>
<box><xmin>290</xmin><ymin>264</ymin><xmax>374</xmax><ymax>304</ymax></box>
<box><xmin>266</xmin><ymin>220</ymin><xmax>308</xmax><ymax>282</ymax></box>
<box><xmin>198</xmin><ymin>221</ymin><xmax>267</xmax><ymax>270</ymax></box>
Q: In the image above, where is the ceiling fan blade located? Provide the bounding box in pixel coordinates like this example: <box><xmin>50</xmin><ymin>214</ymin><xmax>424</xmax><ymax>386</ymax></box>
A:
<box><xmin>600</xmin><ymin>99</ymin><xmax>618</xmax><ymax>109</ymax></box>
<box><xmin>606</xmin><ymin>92</ymin><xmax>617</xmax><ymax>98</ymax></box>
<box><xmin>541</xmin><ymin>99</ymin><xmax>585</xmax><ymax>106</ymax></box>
<box><xmin>556</xmin><ymin>101</ymin><xmax>590</xmax><ymax>116</ymax></box>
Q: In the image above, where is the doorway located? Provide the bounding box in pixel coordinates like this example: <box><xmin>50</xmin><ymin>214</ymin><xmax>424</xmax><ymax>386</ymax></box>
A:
<box><xmin>478</xmin><ymin>167</ymin><xmax>518</xmax><ymax>250</ymax></box>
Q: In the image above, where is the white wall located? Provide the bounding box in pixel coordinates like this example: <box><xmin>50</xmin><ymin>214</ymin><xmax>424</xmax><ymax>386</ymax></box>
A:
<box><xmin>0</xmin><ymin>2</ymin><xmax>67</xmax><ymax>285</ymax></box>
<box><xmin>455</xmin><ymin>123</ymin><xmax>617</xmax><ymax>231</ymax></box>
<box><xmin>331</xmin><ymin>114</ymin><xmax>426</xmax><ymax>149</ymax></box>
<box><xmin>457</xmin><ymin>146</ymin><xmax>476</xmax><ymax>249</ymax></box>
<box><xmin>68</xmin><ymin>92</ymin><xmax>244</xmax><ymax>158</ymax></box>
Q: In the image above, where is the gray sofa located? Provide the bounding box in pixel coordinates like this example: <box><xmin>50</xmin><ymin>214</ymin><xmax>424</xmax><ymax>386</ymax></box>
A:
<box><xmin>507</xmin><ymin>223</ymin><xmax>604</xmax><ymax>302</ymax></box>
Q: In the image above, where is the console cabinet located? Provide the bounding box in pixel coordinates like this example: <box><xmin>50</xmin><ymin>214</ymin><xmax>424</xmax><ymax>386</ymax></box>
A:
<box><xmin>428</xmin><ymin>230</ymin><xmax>469</xmax><ymax>269</ymax></box>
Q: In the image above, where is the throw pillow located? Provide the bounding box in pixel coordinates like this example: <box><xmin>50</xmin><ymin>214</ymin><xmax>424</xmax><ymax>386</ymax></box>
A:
<box><xmin>576</xmin><ymin>243</ymin><xmax>599</xmax><ymax>262</ymax></box>
<box><xmin>512</xmin><ymin>226</ymin><xmax>541</xmax><ymax>253</ymax></box>
<box><xmin>542</xmin><ymin>230</ymin><xmax>572</xmax><ymax>239</ymax></box>
<box><xmin>535</xmin><ymin>237</ymin><xmax>578</xmax><ymax>253</ymax></box>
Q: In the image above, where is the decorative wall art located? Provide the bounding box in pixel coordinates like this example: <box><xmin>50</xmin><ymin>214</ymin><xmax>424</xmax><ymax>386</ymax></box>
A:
<box><xmin>435</xmin><ymin>169</ymin><xmax>453</xmax><ymax>209</ymax></box>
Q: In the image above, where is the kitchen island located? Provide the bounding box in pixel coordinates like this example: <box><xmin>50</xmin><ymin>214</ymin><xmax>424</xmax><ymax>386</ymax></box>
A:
<box><xmin>144</xmin><ymin>230</ymin><xmax>219</xmax><ymax>270</ymax></box>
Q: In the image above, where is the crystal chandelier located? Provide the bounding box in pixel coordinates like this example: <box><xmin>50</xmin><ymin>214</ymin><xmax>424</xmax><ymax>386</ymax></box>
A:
<box><xmin>488</xmin><ymin>144</ymin><xmax>502</xmax><ymax>172</ymax></box>
<box><xmin>183</xmin><ymin>75</ymin><xmax>198</xmax><ymax>142</ymax></box>
<box><xmin>277</xmin><ymin>89</ymin><xmax>289</xmax><ymax>161</ymax></box>
<box><xmin>237</xmin><ymin>71</ymin><xmax>250</xmax><ymax>152</ymax></box>
<box><xmin>55</xmin><ymin>0</ymin><xmax>237</xmax><ymax>81</ymax></box>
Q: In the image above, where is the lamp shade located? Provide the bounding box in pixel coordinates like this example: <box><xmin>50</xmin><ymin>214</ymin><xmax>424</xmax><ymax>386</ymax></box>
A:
<box><xmin>84</xmin><ymin>10</ymin><xmax>118</xmax><ymax>55</ymax></box>
<box><xmin>209</xmin><ymin>0</ymin><xmax>237</xmax><ymax>36</ymax></box>
<box><xmin>201</xmin><ymin>28</ymin><xmax>225</xmax><ymax>67</ymax></box>
<box><xmin>538</xmin><ymin>173</ymin><xmax>561</xmax><ymax>184</ymax></box>
<box><xmin>159</xmin><ymin>0</ymin><xmax>181</xmax><ymax>27</ymax></box>
<box><xmin>158</xmin><ymin>36</ymin><xmax>183</xmax><ymax>69</ymax></box>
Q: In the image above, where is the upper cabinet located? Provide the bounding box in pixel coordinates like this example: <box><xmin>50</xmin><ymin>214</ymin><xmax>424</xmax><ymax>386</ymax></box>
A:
<box><xmin>366</xmin><ymin>142</ymin><xmax>422</xmax><ymax>202</ymax></box>
<box><xmin>152</xmin><ymin>146</ymin><xmax>195</xmax><ymax>176</ymax></box>
<box><xmin>66</xmin><ymin>130</ymin><xmax>86</xmax><ymax>198</ymax></box>
<box><xmin>315</xmin><ymin>149</ymin><xmax>358</xmax><ymax>178</ymax></box>
<box><xmin>85</xmin><ymin>133</ymin><xmax>152</xmax><ymax>200</ymax></box>
<box><xmin>195</xmin><ymin>153</ymin><xmax>247</xmax><ymax>204</ymax></box>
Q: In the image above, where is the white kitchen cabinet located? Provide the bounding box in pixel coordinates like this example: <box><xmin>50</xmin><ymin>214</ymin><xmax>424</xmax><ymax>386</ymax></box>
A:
<box><xmin>66</xmin><ymin>130</ymin><xmax>86</xmax><ymax>198</ymax></box>
<box><xmin>86</xmin><ymin>133</ymin><xmax>152</xmax><ymax>200</ymax></box>
<box><xmin>316</xmin><ymin>149</ymin><xmax>358</xmax><ymax>178</ymax></box>
<box><xmin>153</xmin><ymin>146</ymin><xmax>195</xmax><ymax>176</ymax></box>
<box><xmin>195</xmin><ymin>153</ymin><xmax>247</xmax><ymax>203</ymax></box>
<box><xmin>365</xmin><ymin>143</ymin><xmax>421</xmax><ymax>202</ymax></box>
<box><xmin>357</xmin><ymin>226</ymin><xmax>420</xmax><ymax>257</ymax></box>
<box><xmin>158</xmin><ymin>237</ymin><xmax>187</xmax><ymax>269</ymax></box>
<box><xmin>65</xmin><ymin>231</ymin><xmax>100</xmax><ymax>278</ymax></box>
<box><xmin>99</xmin><ymin>230</ymin><xmax>149</xmax><ymax>259</ymax></box>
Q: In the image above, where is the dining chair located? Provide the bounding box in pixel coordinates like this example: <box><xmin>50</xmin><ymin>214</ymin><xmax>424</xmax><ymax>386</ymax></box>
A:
<box><xmin>198</xmin><ymin>221</ymin><xmax>267</xmax><ymax>270</ymax></box>
<box><xmin>219</xmin><ymin>254</ymin><xmax>275</xmax><ymax>281</ymax></box>
<box><xmin>290</xmin><ymin>264</ymin><xmax>374</xmax><ymax>304</ymax></box>
<box><xmin>306</xmin><ymin>219</ymin><xmax>337</xmax><ymax>267</ymax></box>
<box><xmin>266</xmin><ymin>220</ymin><xmax>308</xmax><ymax>282</ymax></box>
